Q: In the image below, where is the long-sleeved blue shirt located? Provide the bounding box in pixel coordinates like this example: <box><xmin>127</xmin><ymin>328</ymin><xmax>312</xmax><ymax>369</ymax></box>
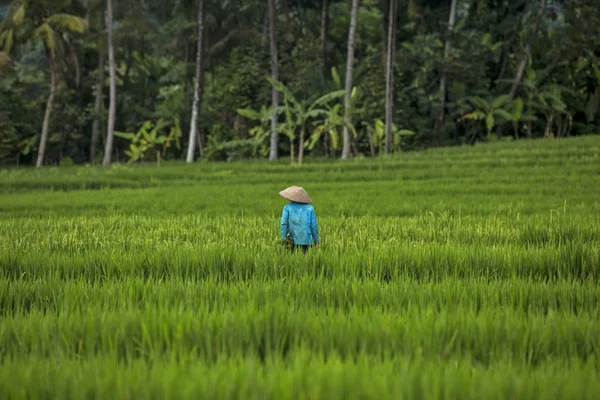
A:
<box><xmin>280</xmin><ymin>202</ymin><xmax>320</xmax><ymax>245</ymax></box>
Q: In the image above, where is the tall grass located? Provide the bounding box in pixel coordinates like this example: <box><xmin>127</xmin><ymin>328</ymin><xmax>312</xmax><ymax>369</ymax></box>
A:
<box><xmin>1</xmin><ymin>136</ymin><xmax>599</xmax><ymax>398</ymax></box>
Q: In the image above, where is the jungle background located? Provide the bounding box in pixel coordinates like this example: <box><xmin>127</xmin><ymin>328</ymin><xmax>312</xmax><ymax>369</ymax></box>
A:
<box><xmin>0</xmin><ymin>0</ymin><xmax>599</xmax><ymax>166</ymax></box>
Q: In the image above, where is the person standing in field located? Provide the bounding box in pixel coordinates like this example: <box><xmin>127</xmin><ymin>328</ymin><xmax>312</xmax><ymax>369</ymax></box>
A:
<box><xmin>279</xmin><ymin>186</ymin><xmax>320</xmax><ymax>253</ymax></box>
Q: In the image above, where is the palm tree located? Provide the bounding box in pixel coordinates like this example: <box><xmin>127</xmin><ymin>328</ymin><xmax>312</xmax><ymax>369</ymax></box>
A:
<box><xmin>181</xmin><ymin>0</ymin><xmax>263</xmax><ymax>161</ymax></box>
<box><xmin>341</xmin><ymin>0</ymin><xmax>360</xmax><ymax>160</ymax></box>
<box><xmin>268</xmin><ymin>0</ymin><xmax>279</xmax><ymax>161</ymax></box>
<box><xmin>0</xmin><ymin>0</ymin><xmax>86</xmax><ymax>167</ymax></box>
<box><xmin>384</xmin><ymin>0</ymin><xmax>397</xmax><ymax>154</ymax></box>
<box><xmin>102</xmin><ymin>0</ymin><xmax>116</xmax><ymax>167</ymax></box>
<box><xmin>186</xmin><ymin>0</ymin><xmax>204</xmax><ymax>163</ymax></box>
<box><xmin>435</xmin><ymin>0</ymin><xmax>457</xmax><ymax>138</ymax></box>
<box><xmin>88</xmin><ymin>0</ymin><xmax>106</xmax><ymax>164</ymax></box>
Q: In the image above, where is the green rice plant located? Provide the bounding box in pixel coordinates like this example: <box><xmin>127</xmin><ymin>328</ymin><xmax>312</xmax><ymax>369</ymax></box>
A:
<box><xmin>1</xmin><ymin>354</ymin><xmax>598</xmax><ymax>400</ymax></box>
<box><xmin>0</xmin><ymin>136</ymin><xmax>599</xmax><ymax>398</ymax></box>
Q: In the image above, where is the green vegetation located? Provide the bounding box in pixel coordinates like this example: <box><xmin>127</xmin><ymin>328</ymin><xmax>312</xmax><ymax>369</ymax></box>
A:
<box><xmin>1</xmin><ymin>137</ymin><xmax>600</xmax><ymax>398</ymax></box>
<box><xmin>1</xmin><ymin>0</ymin><xmax>600</xmax><ymax>166</ymax></box>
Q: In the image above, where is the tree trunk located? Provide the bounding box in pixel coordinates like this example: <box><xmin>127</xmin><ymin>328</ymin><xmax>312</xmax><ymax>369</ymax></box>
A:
<box><xmin>366</xmin><ymin>126</ymin><xmax>375</xmax><ymax>156</ymax></box>
<box><xmin>351</xmin><ymin>137</ymin><xmax>359</xmax><ymax>157</ymax></box>
<box><xmin>544</xmin><ymin>114</ymin><xmax>554</xmax><ymax>138</ymax></box>
<box><xmin>341</xmin><ymin>0</ymin><xmax>360</xmax><ymax>160</ymax></box>
<box><xmin>381</xmin><ymin>0</ymin><xmax>389</xmax><ymax>70</ymax></box>
<box><xmin>90</xmin><ymin>28</ymin><xmax>105</xmax><ymax>164</ymax></box>
<box><xmin>509</xmin><ymin>0</ymin><xmax>546</xmax><ymax>101</ymax></box>
<box><xmin>298</xmin><ymin>125</ymin><xmax>305</xmax><ymax>165</ymax></box>
<box><xmin>196</xmin><ymin>129</ymin><xmax>204</xmax><ymax>158</ymax></box>
<box><xmin>321</xmin><ymin>0</ymin><xmax>329</xmax><ymax>77</ymax></box>
<box><xmin>384</xmin><ymin>0</ymin><xmax>397</xmax><ymax>154</ymax></box>
<box><xmin>102</xmin><ymin>0</ymin><xmax>116</xmax><ymax>167</ymax></box>
<box><xmin>435</xmin><ymin>0</ymin><xmax>457</xmax><ymax>137</ymax></box>
<box><xmin>36</xmin><ymin>64</ymin><xmax>57</xmax><ymax>168</ymax></box>
<box><xmin>186</xmin><ymin>0</ymin><xmax>205</xmax><ymax>163</ymax></box>
<box><xmin>268</xmin><ymin>0</ymin><xmax>280</xmax><ymax>161</ymax></box>
<box><xmin>67</xmin><ymin>43</ymin><xmax>81</xmax><ymax>89</ymax></box>
<box><xmin>181</xmin><ymin>38</ymin><xmax>192</xmax><ymax>143</ymax></box>
<box><xmin>509</xmin><ymin>55</ymin><xmax>529</xmax><ymax>103</ymax></box>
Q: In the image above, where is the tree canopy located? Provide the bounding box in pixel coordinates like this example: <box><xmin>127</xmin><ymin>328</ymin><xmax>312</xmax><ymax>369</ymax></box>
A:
<box><xmin>1</xmin><ymin>0</ymin><xmax>599</xmax><ymax>166</ymax></box>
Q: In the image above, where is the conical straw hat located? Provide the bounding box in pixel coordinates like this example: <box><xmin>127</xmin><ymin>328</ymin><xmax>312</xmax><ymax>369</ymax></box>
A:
<box><xmin>279</xmin><ymin>186</ymin><xmax>312</xmax><ymax>204</ymax></box>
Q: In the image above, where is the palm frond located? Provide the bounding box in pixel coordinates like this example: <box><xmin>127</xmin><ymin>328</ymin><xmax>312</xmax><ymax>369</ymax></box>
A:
<box><xmin>267</xmin><ymin>77</ymin><xmax>299</xmax><ymax>108</ymax></box>
<box><xmin>491</xmin><ymin>94</ymin><xmax>511</xmax><ymax>109</ymax></box>
<box><xmin>11</xmin><ymin>2</ymin><xmax>26</xmax><ymax>25</ymax></box>
<box><xmin>46</xmin><ymin>14</ymin><xmax>86</xmax><ymax>35</ymax></box>
<box><xmin>237</xmin><ymin>107</ymin><xmax>262</xmax><ymax>121</ymax></box>
<box><xmin>493</xmin><ymin>109</ymin><xmax>515</xmax><ymax>121</ymax></box>
<box><xmin>305</xmin><ymin>109</ymin><xmax>329</xmax><ymax>119</ymax></box>
<box><xmin>467</xmin><ymin>96</ymin><xmax>490</xmax><ymax>110</ymax></box>
<box><xmin>309</xmin><ymin>90</ymin><xmax>347</xmax><ymax>109</ymax></box>
<box><xmin>461</xmin><ymin>111</ymin><xmax>486</xmax><ymax>121</ymax></box>
<box><xmin>35</xmin><ymin>23</ymin><xmax>63</xmax><ymax>59</ymax></box>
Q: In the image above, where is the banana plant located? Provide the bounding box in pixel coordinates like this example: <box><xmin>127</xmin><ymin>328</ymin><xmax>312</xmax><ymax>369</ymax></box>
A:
<box><xmin>460</xmin><ymin>95</ymin><xmax>516</xmax><ymax>136</ymax></box>
<box><xmin>114</xmin><ymin>118</ymin><xmax>182</xmax><ymax>167</ymax></box>
<box><xmin>267</xmin><ymin>76</ymin><xmax>346</xmax><ymax>165</ymax></box>
<box><xmin>235</xmin><ymin>105</ymin><xmax>274</xmax><ymax>157</ymax></box>
<box><xmin>307</xmin><ymin>103</ymin><xmax>358</xmax><ymax>156</ymax></box>
<box><xmin>520</xmin><ymin>68</ymin><xmax>573</xmax><ymax>138</ymax></box>
<box><xmin>363</xmin><ymin>119</ymin><xmax>415</xmax><ymax>155</ymax></box>
<box><xmin>495</xmin><ymin>66</ymin><xmax>574</xmax><ymax>138</ymax></box>
<box><xmin>16</xmin><ymin>134</ymin><xmax>38</xmax><ymax>167</ymax></box>
<box><xmin>534</xmin><ymin>84</ymin><xmax>571</xmax><ymax>138</ymax></box>
<box><xmin>491</xmin><ymin>97</ymin><xmax>538</xmax><ymax>138</ymax></box>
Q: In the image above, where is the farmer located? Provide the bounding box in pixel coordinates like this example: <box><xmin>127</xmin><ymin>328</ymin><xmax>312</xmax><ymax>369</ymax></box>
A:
<box><xmin>279</xmin><ymin>186</ymin><xmax>320</xmax><ymax>253</ymax></box>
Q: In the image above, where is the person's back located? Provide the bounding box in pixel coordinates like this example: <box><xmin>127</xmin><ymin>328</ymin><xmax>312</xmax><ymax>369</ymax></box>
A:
<box><xmin>280</xmin><ymin>202</ymin><xmax>319</xmax><ymax>245</ymax></box>
<box><xmin>278</xmin><ymin>186</ymin><xmax>320</xmax><ymax>252</ymax></box>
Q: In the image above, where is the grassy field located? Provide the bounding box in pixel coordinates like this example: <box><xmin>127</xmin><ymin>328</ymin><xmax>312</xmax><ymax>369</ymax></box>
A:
<box><xmin>1</xmin><ymin>136</ymin><xmax>600</xmax><ymax>399</ymax></box>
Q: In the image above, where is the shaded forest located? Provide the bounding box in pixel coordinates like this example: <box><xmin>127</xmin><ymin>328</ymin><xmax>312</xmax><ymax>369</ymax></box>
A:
<box><xmin>1</xmin><ymin>0</ymin><xmax>599</xmax><ymax>167</ymax></box>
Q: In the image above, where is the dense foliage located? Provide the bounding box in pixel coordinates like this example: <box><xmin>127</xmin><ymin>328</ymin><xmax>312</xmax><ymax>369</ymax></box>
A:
<box><xmin>1</xmin><ymin>136</ymin><xmax>599</xmax><ymax>398</ymax></box>
<box><xmin>1</xmin><ymin>0</ymin><xmax>599</xmax><ymax>166</ymax></box>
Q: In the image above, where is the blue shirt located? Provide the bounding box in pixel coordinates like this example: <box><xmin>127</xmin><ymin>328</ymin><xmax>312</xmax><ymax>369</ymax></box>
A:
<box><xmin>280</xmin><ymin>202</ymin><xmax>320</xmax><ymax>245</ymax></box>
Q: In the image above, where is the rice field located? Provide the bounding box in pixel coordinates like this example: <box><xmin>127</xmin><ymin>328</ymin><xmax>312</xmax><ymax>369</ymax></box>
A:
<box><xmin>1</xmin><ymin>136</ymin><xmax>600</xmax><ymax>399</ymax></box>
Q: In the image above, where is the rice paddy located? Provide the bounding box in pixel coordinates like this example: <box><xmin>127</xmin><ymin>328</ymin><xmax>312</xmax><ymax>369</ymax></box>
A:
<box><xmin>1</xmin><ymin>136</ymin><xmax>600</xmax><ymax>399</ymax></box>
